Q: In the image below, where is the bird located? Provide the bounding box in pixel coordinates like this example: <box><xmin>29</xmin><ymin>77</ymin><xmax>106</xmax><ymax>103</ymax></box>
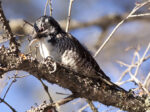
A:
<box><xmin>31</xmin><ymin>15</ymin><xmax>121</xmax><ymax>88</ymax></box>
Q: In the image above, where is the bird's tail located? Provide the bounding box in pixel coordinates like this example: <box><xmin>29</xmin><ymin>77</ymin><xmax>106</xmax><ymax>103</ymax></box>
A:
<box><xmin>97</xmin><ymin>71</ymin><xmax>126</xmax><ymax>92</ymax></box>
<box><xmin>100</xmin><ymin>77</ymin><xmax>127</xmax><ymax>92</ymax></box>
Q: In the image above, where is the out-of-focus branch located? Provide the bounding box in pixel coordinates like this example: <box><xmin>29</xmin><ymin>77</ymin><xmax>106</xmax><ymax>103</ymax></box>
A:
<box><xmin>8</xmin><ymin>14</ymin><xmax>150</xmax><ymax>37</ymax></box>
<box><xmin>95</xmin><ymin>28</ymin><xmax>108</xmax><ymax>49</ymax></box>
<box><xmin>9</xmin><ymin>19</ymin><xmax>33</xmax><ymax>36</ymax></box>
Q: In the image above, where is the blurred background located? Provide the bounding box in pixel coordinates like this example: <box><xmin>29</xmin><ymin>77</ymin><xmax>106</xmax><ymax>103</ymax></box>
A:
<box><xmin>0</xmin><ymin>0</ymin><xmax>150</xmax><ymax>112</ymax></box>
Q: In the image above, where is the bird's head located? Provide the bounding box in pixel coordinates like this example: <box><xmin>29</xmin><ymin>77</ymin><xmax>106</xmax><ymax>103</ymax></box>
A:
<box><xmin>33</xmin><ymin>16</ymin><xmax>61</xmax><ymax>39</ymax></box>
<box><xmin>29</xmin><ymin>16</ymin><xmax>62</xmax><ymax>47</ymax></box>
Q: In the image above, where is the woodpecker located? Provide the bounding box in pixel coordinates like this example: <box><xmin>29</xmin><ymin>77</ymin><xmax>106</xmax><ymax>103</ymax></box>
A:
<box><xmin>31</xmin><ymin>16</ymin><xmax>118</xmax><ymax>87</ymax></box>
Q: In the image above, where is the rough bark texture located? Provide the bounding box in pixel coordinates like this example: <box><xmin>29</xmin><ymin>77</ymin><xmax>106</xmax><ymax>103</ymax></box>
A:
<box><xmin>0</xmin><ymin>46</ymin><xmax>149</xmax><ymax>112</ymax></box>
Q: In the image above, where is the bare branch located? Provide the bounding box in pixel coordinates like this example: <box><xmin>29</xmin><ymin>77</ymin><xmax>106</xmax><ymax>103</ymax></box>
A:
<box><xmin>86</xmin><ymin>99</ymin><xmax>98</xmax><ymax>112</ymax></box>
<box><xmin>130</xmin><ymin>13</ymin><xmax>150</xmax><ymax>18</ymax></box>
<box><xmin>0</xmin><ymin>47</ymin><xmax>149</xmax><ymax>112</ymax></box>
<box><xmin>39</xmin><ymin>79</ymin><xmax>58</xmax><ymax>112</ymax></box>
<box><xmin>44</xmin><ymin>0</ymin><xmax>49</xmax><ymax>16</ymax></box>
<box><xmin>0</xmin><ymin>1</ymin><xmax>150</xmax><ymax>112</ymax></box>
<box><xmin>66</xmin><ymin>0</ymin><xmax>74</xmax><ymax>32</ymax></box>
<box><xmin>7</xmin><ymin>14</ymin><xmax>150</xmax><ymax>38</ymax></box>
<box><xmin>143</xmin><ymin>72</ymin><xmax>150</xmax><ymax>88</ymax></box>
<box><xmin>0</xmin><ymin>2</ymin><xmax>13</xmax><ymax>39</ymax></box>
<box><xmin>117</xmin><ymin>53</ymin><xmax>150</xmax><ymax>83</ymax></box>
<box><xmin>3</xmin><ymin>78</ymin><xmax>16</xmax><ymax>99</ymax></box>
<box><xmin>27</xmin><ymin>94</ymin><xmax>76</xmax><ymax>112</ymax></box>
<box><xmin>78</xmin><ymin>104</ymin><xmax>89</xmax><ymax>112</ymax></box>
<box><xmin>44</xmin><ymin>0</ymin><xmax>53</xmax><ymax>16</ymax></box>
<box><xmin>0</xmin><ymin>1</ymin><xmax>19</xmax><ymax>52</ymax></box>
<box><xmin>116</xmin><ymin>43</ymin><xmax>150</xmax><ymax>95</ymax></box>
<box><xmin>49</xmin><ymin>0</ymin><xmax>53</xmax><ymax>16</ymax></box>
<box><xmin>134</xmin><ymin>43</ymin><xmax>150</xmax><ymax>77</ymax></box>
<box><xmin>94</xmin><ymin>0</ymin><xmax>150</xmax><ymax>57</ymax></box>
<box><xmin>0</xmin><ymin>98</ymin><xmax>17</xmax><ymax>112</ymax></box>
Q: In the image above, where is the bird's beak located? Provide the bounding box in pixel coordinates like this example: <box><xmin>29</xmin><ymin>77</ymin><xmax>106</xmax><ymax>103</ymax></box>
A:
<box><xmin>29</xmin><ymin>30</ymin><xmax>39</xmax><ymax>47</ymax></box>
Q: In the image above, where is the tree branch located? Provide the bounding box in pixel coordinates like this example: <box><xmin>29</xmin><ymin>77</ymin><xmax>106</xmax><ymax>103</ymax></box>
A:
<box><xmin>0</xmin><ymin>1</ymin><xmax>19</xmax><ymax>52</ymax></box>
<box><xmin>0</xmin><ymin>98</ymin><xmax>17</xmax><ymax>112</ymax></box>
<box><xmin>0</xmin><ymin>1</ymin><xmax>150</xmax><ymax>111</ymax></box>
<box><xmin>0</xmin><ymin>46</ymin><xmax>149</xmax><ymax>112</ymax></box>
<box><xmin>27</xmin><ymin>94</ymin><xmax>76</xmax><ymax>112</ymax></box>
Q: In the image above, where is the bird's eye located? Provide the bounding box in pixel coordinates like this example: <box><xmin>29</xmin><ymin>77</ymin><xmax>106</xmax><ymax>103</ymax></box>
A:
<box><xmin>39</xmin><ymin>27</ymin><xmax>44</xmax><ymax>32</ymax></box>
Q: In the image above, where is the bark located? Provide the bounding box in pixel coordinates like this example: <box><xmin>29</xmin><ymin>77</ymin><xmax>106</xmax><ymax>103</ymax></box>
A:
<box><xmin>0</xmin><ymin>46</ymin><xmax>149</xmax><ymax>112</ymax></box>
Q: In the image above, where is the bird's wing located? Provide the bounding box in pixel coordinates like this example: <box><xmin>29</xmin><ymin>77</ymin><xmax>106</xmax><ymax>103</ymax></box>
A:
<box><xmin>65</xmin><ymin>33</ymin><xmax>110</xmax><ymax>81</ymax></box>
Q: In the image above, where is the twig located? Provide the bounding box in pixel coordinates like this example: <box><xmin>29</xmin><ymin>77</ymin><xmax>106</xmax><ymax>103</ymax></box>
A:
<box><xmin>128</xmin><ymin>71</ymin><xmax>149</xmax><ymax>94</ymax></box>
<box><xmin>39</xmin><ymin>79</ymin><xmax>58</xmax><ymax>112</ymax></box>
<box><xmin>0</xmin><ymin>2</ymin><xmax>13</xmax><ymax>39</ymax></box>
<box><xmin>44</xmin><ymin>0</ymin><xmax>49</xmax><ymax>16</ymax></box>
<box><xmin>0</xmin><ymin>1</ymin><xmax>19</xmax><ymax>52</ymax></box>
<box><xmin>143</xmin><ymin>55</ymin><xmax>150</xmax><ymax>62</ymax></box>
<box><xmin>27</xmin><ymin>94</ymin><xmax>76</xmax><ymax>112</ymax></box>
<box><xmin>55</xmin><ymin>94</ymin><xmax>76</xmax><ymax>106</ymax></box>
<box><xmin>116</xmin><ymin>79</ymin><xmax>133</xmax><ymax>86</ymax></box>
<box><xmin>56</xmin><ymin>92</ymin><xmax>70</xmax><ymax>96</ymax></box>
<box><xmin>39</xmin><ymin>79</ymin><xmax>54</xmax><ymax>104</ymax></box>
<box><xmin>134</xmin><ymin>43</ymin><xmax>150</xmax><ymax>77</ymax></box>
<box><xmin>86</xmin><ymin>99</ymin><xmax>98</xmax><ymax>112</ymax></box>
<box><xmin>0</xmin><ymin>98</ymin><xmax>17</xmax><ymax>112</ymax></box>
<box><xmin>66</xmin><ymin>0</ymin><xmax>74</xmax><ymax>32</ymax></box>
<box><xmin>94</xmin><ymin>0</ymin><xmax>150</xmax><ymax>57</ymax></box>
<box><xmin>116</xmin><ymin>60</ymin><xmax>130</xmax><ymax>67</ymax></box>
<box><xmin>10</xmin><ymin>74</ymin><xmax>30</xmax><ymax>79</ymax></box>
<box><xmin>78</xmin><ymin>104</ymin><xmax>89</xmax><ymax>112</ymax></box>
<box><xmin>44</xmin><ymin>0</ymin><xmax>53</xmax><ymax>16</ymax></box>
<box><xmin>143</xmin><ymin>72</ymin><xmax>150</xmax><ymax>87</ymax></box>
<box><xmin>48</xmin><ymin>0</ymin><xmax>53</xmax><ymax>16</ymax></box>
<box><xmin>117</xmin><ymin>43</ymin><xmax>150</xmax><ymax>94</ymax></box>
<box><xmin>72</xmin><ymin>98</ymin><xmax>81</xmax><ymax>104</ymax></box>
<box><xmin>22</xmin><ymin>20</ymin><xmax>33</xmax><ymax>27</ymax></box>
<box><xmin>130</xmin><ymin>13</ymin><xmax>150</xmax><ymax>18</ymax></box>
<box><xmin>118</xmin><ymin>52</ymin><xmax>150</xmax><ymax>82</ymax></box>
<box><xmin>118</xmin><ymin>64</ymin><xmax>135</xmax><ymax>82</ymax></box>
<box><xmin>3</xmin><ymin>79</ymin><xmax>16</xmax><ymax>99</ymax></box>
<box><xmin>3</xmin><ymin>71</ymin><xmax>19</xmax><ymax>100</ymax></box>
<box><xmin>131</xmin><ymin>50</ymin><xmax>138</xmax><ymax>64</ymax></box>
<box><xmin>95</xmin><ymin>28</ymin><xmax>108</xmax><ymax>49</ymax></box>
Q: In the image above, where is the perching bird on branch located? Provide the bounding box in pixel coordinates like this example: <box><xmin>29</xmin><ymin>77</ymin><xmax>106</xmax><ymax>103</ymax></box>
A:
<box><xmin>31</xmin><ymin>16</ymin><xmax>124</xmax><ymax>89</ymax></box>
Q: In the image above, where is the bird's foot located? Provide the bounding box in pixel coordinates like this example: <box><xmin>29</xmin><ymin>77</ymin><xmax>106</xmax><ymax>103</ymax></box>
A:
<box><xmin>44</xmin><ymin>56</ymin><xmax>57</xmax><ymax>74</ymax></box>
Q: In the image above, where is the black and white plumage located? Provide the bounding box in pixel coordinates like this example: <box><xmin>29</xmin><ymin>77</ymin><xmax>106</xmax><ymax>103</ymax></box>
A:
<box><xmin>32</xmin><ymin>16</ymin><xmax>111</xmax><ymax>82</ymax></box>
